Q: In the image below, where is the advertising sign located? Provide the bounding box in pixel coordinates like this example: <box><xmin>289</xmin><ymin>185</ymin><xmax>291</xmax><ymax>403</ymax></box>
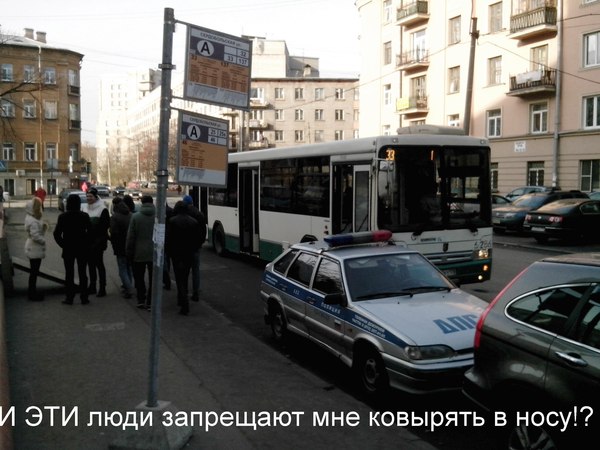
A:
<box><xmin>177</xmin><ymin>112</ymin><xmax>229</xmax><ymax>187</ymax></box>
<box><xmin>184</xmin><ymin>25</ymin><xmax>252</xmax><ymax>110</ymax></box>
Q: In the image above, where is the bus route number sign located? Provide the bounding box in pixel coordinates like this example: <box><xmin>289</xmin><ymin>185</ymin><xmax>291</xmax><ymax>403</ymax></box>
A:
<box><xmin>177</xmin><ymin>112</ymin><xmax>229</xmax><ymax>187</ymax></box>
<box><xmin>184</xmin><ymin>25</ymin><xmax>252</xmax><ymax>110</ymax></box>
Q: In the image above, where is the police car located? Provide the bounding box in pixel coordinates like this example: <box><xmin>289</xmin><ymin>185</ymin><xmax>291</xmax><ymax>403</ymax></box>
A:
<box><xmin>260</xmin><ymin>230</ymin><xmax>487</xmax><ymax>396</ymax></box>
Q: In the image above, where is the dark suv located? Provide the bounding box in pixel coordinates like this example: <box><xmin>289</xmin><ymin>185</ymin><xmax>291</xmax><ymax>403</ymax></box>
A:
<box><xmin>463</xmin><ymin>253</ymin><xmax>600</xmax><ymax>449</ymax></box>
<box><xmin>492</xmin><ymin>190</ymin><xmax>588</xmax><ymax>233</ymax></box>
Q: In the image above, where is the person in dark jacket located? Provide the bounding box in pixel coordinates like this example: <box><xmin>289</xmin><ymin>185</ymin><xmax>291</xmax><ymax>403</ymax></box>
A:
<box><xmin>110</xmin><ymin>196</ymin><xmax>134</xmax><ymax>298</ymax></box>
<box><xmin>53</xmin><ymin>194</ymin><xmax>91</xmax><ymax>305</ymax></box>
<box><xmin>83</xmin><ymin>187</ymin><xmax>110</xmax><ymax>297</ymax></box>
<box><xmin>182</xmin><ymin>195</ymin><xmax>207</xmax><ymax>302</ymax></box>
<box><xmin>166</xmin><ymin>201</ymin><xmax>203</xmax><ymax>315</ymax></box>
<box><xmin>126</xmin><ymin>195</ymin><xmax>155</xmax><ymax>309</ymax></box>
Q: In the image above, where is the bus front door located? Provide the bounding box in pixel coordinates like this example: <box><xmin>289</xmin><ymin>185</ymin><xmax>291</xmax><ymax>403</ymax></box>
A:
<box><xmin>332</xmin><ymin>164</ymin><xmax>370</xmax><ymax>235</ymax></box>
<box><xmin>239</xmin><ymin>167</ymin><xmax>260</xmax><ymax>255</ymax></box>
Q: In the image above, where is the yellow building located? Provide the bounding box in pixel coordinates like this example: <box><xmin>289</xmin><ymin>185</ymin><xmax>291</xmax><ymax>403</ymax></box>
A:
<box><xmin>0</xmin><ymin>28</ymin><xmax>84</xmax><ymax>197</ymax></box>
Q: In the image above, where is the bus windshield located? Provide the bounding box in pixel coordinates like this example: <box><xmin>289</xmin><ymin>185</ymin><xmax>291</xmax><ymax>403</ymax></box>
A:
<box><xmin>377</xmin><ymin>145</ymin><xmax>491</xmax><ymax>232</ymax></box>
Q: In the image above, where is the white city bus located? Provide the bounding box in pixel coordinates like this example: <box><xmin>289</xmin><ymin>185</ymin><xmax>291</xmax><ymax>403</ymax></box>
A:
<box><xmin>205</xmin><ymin>125</ymin><xmax>492</xmax><ymax>284</ymax></box>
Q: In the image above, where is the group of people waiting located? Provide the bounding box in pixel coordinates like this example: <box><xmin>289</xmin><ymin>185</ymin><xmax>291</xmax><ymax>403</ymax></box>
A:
<box><xmin>23</xmin><ymin>188</ymin><xmax>206</xmax><ymax>316</ymax></box>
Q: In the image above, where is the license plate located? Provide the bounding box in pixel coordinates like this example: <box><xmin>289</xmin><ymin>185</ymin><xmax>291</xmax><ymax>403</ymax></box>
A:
<box><xmin>531</xmin><ymin>227</ymin><xmax>545</xmax><ymax>232</ymax></box>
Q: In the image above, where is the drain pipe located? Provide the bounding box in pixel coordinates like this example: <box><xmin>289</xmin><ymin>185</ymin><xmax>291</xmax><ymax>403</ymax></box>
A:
<box><xmin>551</xmin><ymin>0</ymin><xmax>563</xmax><ymax>188</ymax></box>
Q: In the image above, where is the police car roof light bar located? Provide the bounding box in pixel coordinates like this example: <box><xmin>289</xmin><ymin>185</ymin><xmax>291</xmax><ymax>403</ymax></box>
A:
<box><xmin>324</xmin><ymin>230</ymin><xmax>393</xmax><ymax>247</ymax></box>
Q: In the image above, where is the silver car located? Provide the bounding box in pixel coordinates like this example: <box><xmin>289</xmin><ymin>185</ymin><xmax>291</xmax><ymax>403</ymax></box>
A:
<box><xmin>260</xmin><ymin>231</ymin><xmax>487</xmax><ymax>396</ymax></box>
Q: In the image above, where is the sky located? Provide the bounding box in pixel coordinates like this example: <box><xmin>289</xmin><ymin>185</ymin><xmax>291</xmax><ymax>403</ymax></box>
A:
<box><xmin>2</xmin><ymin>0</ymin><xmax>361</xmax><ymax>144</ymax></box>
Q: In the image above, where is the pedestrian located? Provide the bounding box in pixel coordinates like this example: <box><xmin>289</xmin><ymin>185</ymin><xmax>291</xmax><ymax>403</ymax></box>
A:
<box><xmin>24</xmin><ymin>196</ymin><xmax>47</xmax><ymax>301</ymax></box>
<box><xmin>83</xmin><ymin>187</ymin><xmax>110</xmax><ymax>297</ymax></box>
<box><xmin>123</xmin><ymin>194</ymin><xmax>136</xmax><ymax>213</ymax></box>
<box><xmin>34</xmin><ymin>185</ymin><xmax>47</xmax><ymax>210</ymax></box>
<box><xmin>126</xmin><ymin>195</ymin><xmax>155</xmax><ymax>309</ymax></box>
<box><xmin>182</xmin><ymin>195</ymin><xmax>206</xmax><ymax>302</ymax></box>
<box><xmin>110</xmin><ymin>196</ymin><xmax>134</xmax><ymax>299</ymax></box>
<box><xmin>53</xmin><ymin>193</ymin><xmax>91</xmax><ymax>305</ymax></box>
<box><xmin>166</xmin><ymin>201</ymin><xmax>204</xmax><ymax>315</ymax></box>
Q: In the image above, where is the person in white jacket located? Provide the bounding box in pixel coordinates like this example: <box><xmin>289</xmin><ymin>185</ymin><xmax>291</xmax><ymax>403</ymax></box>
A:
<box><xmin>24</xmin><ymin>196</ymin><xmax>47</xmax><ymax>301</ymax></box>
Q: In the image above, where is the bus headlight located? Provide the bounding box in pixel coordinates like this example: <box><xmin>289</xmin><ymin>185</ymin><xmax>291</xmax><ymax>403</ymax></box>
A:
<box><xmin>473</xmin><ymin>248</ymin><xmax>490</xmax><ymax>259</ymax></box>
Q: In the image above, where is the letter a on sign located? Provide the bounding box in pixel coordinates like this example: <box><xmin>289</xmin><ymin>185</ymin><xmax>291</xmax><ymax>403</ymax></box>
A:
<box><xmin>187</xmin><ymin>124</ymin><xmax>201</xmax><ymax>140</ymax></box>
<box><xmin>197</xmin><ymin>40</ymin><xmax>214</xmax><ymax>56</ymax></box>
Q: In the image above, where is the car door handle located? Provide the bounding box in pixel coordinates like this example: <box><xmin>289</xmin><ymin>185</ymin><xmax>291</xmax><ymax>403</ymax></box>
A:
<box><xmin>555</xmin><ymin>351</ymin><xmax>588</xmax><ymax>367</ymax></box>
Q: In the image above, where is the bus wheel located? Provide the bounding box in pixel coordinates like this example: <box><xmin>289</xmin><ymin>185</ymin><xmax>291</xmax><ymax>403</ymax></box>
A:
<box><xmin>212</xmin><ymin>224</ymin><xmax>227</xmax><ymax>256</ymax></box>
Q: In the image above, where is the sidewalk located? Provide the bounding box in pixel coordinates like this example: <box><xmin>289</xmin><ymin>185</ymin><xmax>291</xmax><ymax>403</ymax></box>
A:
<box><xmin>1</xmin><ymin>205</ymin><xmax>435</xmax><ymax>450</ymax></box>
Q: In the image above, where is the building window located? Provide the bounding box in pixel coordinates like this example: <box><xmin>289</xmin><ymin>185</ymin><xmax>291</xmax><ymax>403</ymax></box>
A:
<box><xmin>584</xmin><ymin>95</ymin><xmax>600</xmax><ymax>128</ymax></box>
<box><xmin>69</xmin><ymin>103</ymin><xmax>81</xmax><ymax>129</ymax></box>
<box><xmin>315</xmin><ymin>130</ymin><xmax>325</xmax><ymax>142</ymax></box>
<box><xmin>334</xmin><ymin>130</ymin><xmax>344</xmax><ymax>141</ymax></box>
<box><xmin>0</xmin><ymin>100</ymin><xmax>15</xmax><ymax>118</ymax></box>
<box><xmin>294</xmin><ymin>88</ymin><xmax>304</xmax><ymax>100</ymax></box>
<box><xmin>487</xmin><ymin>109</ymin><xmax>502</xmax><ymax>137</ymax></box>
<box><xmin>448</xmin><ymin>66</ymin><xmax>460</xmax><ymax>93</ymax></box>
<box><xmin>353</xmin><ymin>109</ymin><xmax>359</xmax><ymax>121</ymax></box>
<box><xmin>46</xmin><ymin>143</ymin><xmax>57</xmax><ymax>160</ymax></box>
<box><xmin>275</xmin><ymin>130</ymin><xmax>284</xmax><ymax>142</ymax></box>
<box><xmin>250</xmin><ymin>86</ymin><xmax>265</xmax><ymax>100</ymax></box>
<box><xmin>44</xmin><ymin>100</ymin><xmax>58</xmax><ymax>119</ymax></box>
<box><xmin>294</xmin><ymin>130</ymin><xmax>304</xmax><ymax>142</ymax></box>
<box><xmin>1</xmin><ymin>64</ymin><xmax>13</xmax><ymax>81</ymax></box>
<box><xmin>383</xmin><ymin>41</ymin><xmax>392</xmax><ymax>65</ymax></box>
<box><xmin>580</xmin><ymin>160</ymin><xmax>600</xmax><ymax>192</ymax></box>
<box><xmin>353</xmin><ymin>130</ymin><xmax>360</xmax><ymax>139</ymax></box>
<box><xmin>68</xmin><ymin>69</ymin><xmax>80</xmax><ymax>87</ymax></box>
<box><xmin>531</xmin><ymin>45</ymin><xmax>548</xmax><ymax>71</ymax></box>
<box><xmin>275</xmin><ymin>87</ymin><xmax>285</xmax><ymax>99</ymax></box>
<box><xmin>383</xmin><ymin>84</ymin><xmax>392</xmax><ymax>105</ymax></box>
<box><xmin>449</xmin><ymin>16</ymin><xmax>461</xmax><ymax>45</ymax></box>
<box><xmin>69</xmin><ymin>144</ymin><xmax>79</xmax><ymax>163</ymax></box>
<box><xmin>528</xmin><ymin>161</ymin><xmax>544</xmax><ymax>186</ymax></box>
<box><xmin>411</xmin><ymin>76</ymin><xmax>427</xmax><ymax>106</ymax></box>
<box><xmin>24</xmin><ymin>143</ymin><xmax>37</xmax><ymax>161</ymax></box>
<box><xmin>584</xmin><ymin>31</ymin><xmax>600</xmax><ymax>67</ymax></box>
<box><xmin>531</xmin><ymin>102</ymin><xmax>548</xmax><ymax>133</ymax></box>
<box><xmin>2</xmin><ymin>142</ymin><xmax>16</xmax><ymax>161</ymax></box>
<box><xmin>250</xmin><ymin>109</ymin><xmax>263</xmax><ymax>120</ymax></box>
<box><xmin>383</xmin><ymin>0</ymin><xmax>393</xmax><ymax>23</ymax></box>
<box><xmin>491</xmin><ymin>162</ymin><xmax>499</xmax><ymax>191</ymax></box>
<box><xmin>23</xmin><ymin>65</ymin><xmax>36</xmax><ymax>82</ymax></box>
<box><xmin>334</xmin><ymin>88</ymin><xmax>345</xmax><ymax>100</ymax></box>
<box><xmin>335</xmin><ymin>109</ymin><xmax>345</xmax><ymax>121</ymax></box>
<box><xmin>314</xmin><ymin>87</ymin><xmax>324</xmax><ymax>100</ymax></box>
<box><xmin>23</xmin><ymin>99</ymin><xmax>36</xmax><ymax>118</ymax></box>
<box><xmin>315</xmin><ymin>109</ymin><xmax>324</xmax><ymax>121</ymax></box>
<box><xmin>488</xmin><ymin>56</ymin><xmax>502</xmax><ymax>85</ymax></box>
<box><xmin>295</xmin><ymin>109</ymin><xmax>304</xmax><ymax>121</ymax></box>
<box><xmin>448</xmin><ymin>114</ymin><xmax>460</xmax><ymax>127</ymax></box>
<box><xmin>489</xmin><ymin>2</ymin><xmax>503</xmax><ymax>33</ymax></box>
<box><xmin>275</xmin><ymin>109</ymin><xmax>284</xmax><ymax>120</ymax></box>
<box><xmin>44</xmin><ymin>68</ymin><xmax>56</xmax><ymax>84</ymax></box>
<box><xmin>382</xmin><ymin>125</ymin><xmax>391</xmax><ymax>136</ymax></box>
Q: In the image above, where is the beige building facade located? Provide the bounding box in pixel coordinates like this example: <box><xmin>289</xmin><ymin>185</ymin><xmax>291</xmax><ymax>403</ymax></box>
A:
<box><xmin>356</xmin><ymin>0</ymin><xmax>600</xmax><ymax>194</ymax></box>
<box><xmin>0</xmin><ymin>28</ymin><xmax>84</xmax><ymax>196</ymax></box>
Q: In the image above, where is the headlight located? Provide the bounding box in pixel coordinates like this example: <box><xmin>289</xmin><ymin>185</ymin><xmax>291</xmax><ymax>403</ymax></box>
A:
<box><xmin>405</xmin><ymin>345</ymin><xmax>456</xmax><ymax>360</ymax></box>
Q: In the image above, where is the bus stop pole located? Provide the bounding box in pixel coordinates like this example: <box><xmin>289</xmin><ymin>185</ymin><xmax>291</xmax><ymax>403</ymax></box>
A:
<box><xmin>147</xmin><ymin>6</ymin><xmax>175</xmax><ymax>409</ymax></box>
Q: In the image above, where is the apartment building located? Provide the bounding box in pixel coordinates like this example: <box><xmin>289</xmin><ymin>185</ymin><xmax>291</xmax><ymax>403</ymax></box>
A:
<box><xmin>0</xmin><ymin>28</ymin><xmax>84</xmax><ymax>196</ymax></box>
<box><xmin>356</xmin><ymin>0</ymin><xmax>600</xmax><ymax>194</ymax></box>
<box><xmin>95</xmin><ymin>37</ymin><xmax>358</xmax><ymax>185</ymax></box>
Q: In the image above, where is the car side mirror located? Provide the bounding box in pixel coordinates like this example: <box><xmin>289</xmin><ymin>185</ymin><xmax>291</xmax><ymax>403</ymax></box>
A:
<box><xmin>324</xmin><ymin>292</ymin><xmax>347</xmax><ymax>307</ymax></box>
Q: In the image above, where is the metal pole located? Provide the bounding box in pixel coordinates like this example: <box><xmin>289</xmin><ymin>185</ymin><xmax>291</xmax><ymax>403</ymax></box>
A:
<box><xmin>147</xmin><ymin>6</ymin><xmax>175</xmax><ymax>408</ymax></box>
<box><xmin>463</xmin><ymin>16</ymin><xmax>478</xmax><ymax>135</ymax></box>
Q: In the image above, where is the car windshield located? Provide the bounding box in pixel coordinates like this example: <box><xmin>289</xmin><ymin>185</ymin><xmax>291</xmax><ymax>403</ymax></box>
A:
<box><xmin>512</xmin><ymin>195</ymin><xmax>547</xmax><ymax>209</ymax></box>
<box><xmin>344</xmin><ymin>253</ymin><xmax>453</xmax><ymax>301</ymax></box>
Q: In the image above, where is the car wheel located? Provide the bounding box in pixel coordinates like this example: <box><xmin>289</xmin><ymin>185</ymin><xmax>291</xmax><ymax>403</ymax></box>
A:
<box><xmin>507</xmin><ymin>422</ymin><xmax>557</xmax><ymax>450</ymax></box>
<box><xmin>354</xmin><ymin>345</ymin><xmax>389</xmax><ymax>396</ymax></box>
<box><xmin>212</xmin><ymin>224</ymin><xmax>227</xmax><ymax>256</ymax></box>
<box><xmin>269</xmin><ymin>303</ymin><xmax>287</xmax><ymax>342</ymax></box>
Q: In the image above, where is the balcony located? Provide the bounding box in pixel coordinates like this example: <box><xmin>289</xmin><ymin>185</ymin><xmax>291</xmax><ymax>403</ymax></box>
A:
<box><xmin>396</xmin><ymin>1</ymin><xmax>429</xmax><ymax>27</ymax></box>
<box><xmin>396</xmin><ymin>95</ymin><xmax>428</xmax><ymax>116</ymax></box>
<box><xmin>247</xmin><ymin>119</ymin><xmax>268</xmax><ymax>129</ymax></box>
<box><xmin>510</xmin><ymin>4</ymin><xmax>557</xmax><ymax>40</ymax></box>
<box><xmin>249</xmin><ymin>98</ymin><xmax>270</xmax><ymax>108</ymax></box>
<box><xmin>396</xmin><ymin>49</ymin><xmax>429</xmax><ymax>72</ymax></box>
<box><xmin>248</xmin><ymin>140</ymin><xmax>270</xmax><ymax>149</ymax></box>
<box><xmin>507</xmin><ymin>68</ymin><xmax>556</xmax><ymax>97</ymax></box>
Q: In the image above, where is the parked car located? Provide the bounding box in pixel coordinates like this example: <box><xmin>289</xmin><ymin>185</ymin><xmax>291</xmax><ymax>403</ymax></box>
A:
<box><xmin>589</xmin><ymin>191</ymin><xmax>600</xmax><ymax>200</ymax></box>
<box><xmin>113</xmin><ymin>186</ymin><xmax>126</xmax><ymax>197</ymax></box>
<box><xmin>492</xmin><ymin>190</ymin><xmax>588</xmax><ymax>233</ymax></box>
<box><xmin>492</xmin><ymin>194</ymin><xmax>511</xmax><ymax>208</ymax></box>
<box><xmin>260</xmin><ymin>230</ymin><xmax>487</xmax><ymax>396</ymax></box>
<box><xmin>523</xmin><ymin>198</ymin><xmax>600</xmax><ymax>243</ymax></box>
<box><xmin>58</xmin><ymin>190</ymin><xmax>87</xmax><ymax>212</ymax></box>
<box><xmin>127</xmin><ymin>189</ymin><xmax>142</xmax><ymax>200</ymax></box>
<box><xmin>94</xmin><ymin>184</ymin><xmax>111</xmax><ymax>198</ymax></box>
<box><xmin>463</xmin><ymin>253</ymin><xmax>600</xmax><ymax>449</ymax></box>
<box><xmin>505</xmin><ymin>186</ymin><xmax>557</xmax><ymax>201</ymax></box>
